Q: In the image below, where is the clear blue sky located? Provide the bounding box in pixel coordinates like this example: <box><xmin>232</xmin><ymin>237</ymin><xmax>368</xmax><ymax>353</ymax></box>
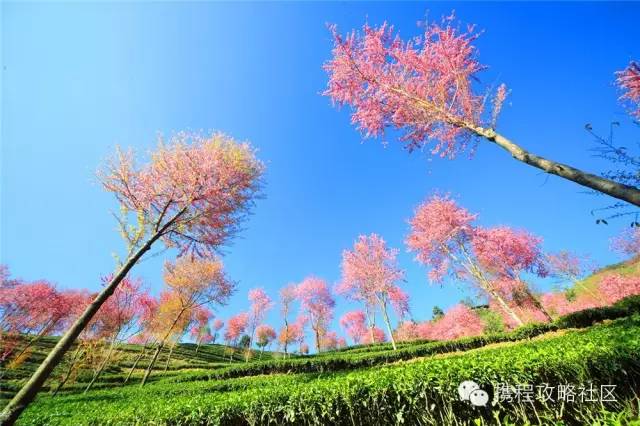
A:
<box><xmin>2</xmin><ymin>2</ymin><xmax>638</xmax><ymax>343</ymax></box>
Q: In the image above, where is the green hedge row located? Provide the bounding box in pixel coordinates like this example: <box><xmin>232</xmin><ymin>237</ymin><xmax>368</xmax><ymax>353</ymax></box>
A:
<box><xmin>164</xmin><ymin>295</ymin><xmax>640</xmax><ymax>384</ymax></box>
<box><xmin>19</xmin><ymin>315</ymin><xmax>640</xmax><ymax>425</ymax></box>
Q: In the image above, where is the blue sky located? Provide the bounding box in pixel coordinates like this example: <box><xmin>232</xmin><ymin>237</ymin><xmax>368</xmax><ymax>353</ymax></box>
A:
<box><xmin>2</xmin><ymin>2</ymin><xmax>639</xmax><ymax>344</ymax></box>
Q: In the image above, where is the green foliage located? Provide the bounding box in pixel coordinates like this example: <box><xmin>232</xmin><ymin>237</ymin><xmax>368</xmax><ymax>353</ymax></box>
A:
<box><xmin>555</xmin><ymin>295</ymin><xmax>640</xmax><ymax>329</ymax></box>
<box><xmin>17</xmin><ymin>316</ymin><xmax>640</xmax><ymax>425</ymax></box>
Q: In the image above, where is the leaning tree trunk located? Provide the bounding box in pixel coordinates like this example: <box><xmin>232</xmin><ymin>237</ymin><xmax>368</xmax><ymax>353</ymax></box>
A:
<box><xmin>124</xmin><ymin>344</ymin><xmax>147</xmax><ymax>385</ymax></box>
<box><xmin>522</xmin><ymin>288</ymin><xmax>553</xmax><ymax>322</ymax></box>
<box><xmin>395</xmin><ymin>87</ymin><xmax>640</xmax><ymax>207</ymax></box>
<box><xmin>467</xmin><ymin>124</ymin><xmax>640</xmax><ymax>207</ymax></box>
<box><xmin>0</xmin><ymin>229</ymin><xmax>166</xmax><ymax>425</ymax></box>
<box><xmin>84</xmin><ymin>337</ymin><xmax>117</xmax><ymax>393</ymax></box>
<box><xmin>163</xmin><ymin>343</ymin><xmax>175</xmax><ymax>373</ymax></box>
<box><xmin>52</xmin><ymin>345</ymin><xmax>85</xmax><ymax>397</ymax></box>
<box><xmin>140</xmin><ymin>310</ymin><xmax>185</xmax><ymax>387</ymax></box>
<box><xmin>378</xmin><ymin>298</ymin><xmax>397</xmax><ymax>351</ymax></box>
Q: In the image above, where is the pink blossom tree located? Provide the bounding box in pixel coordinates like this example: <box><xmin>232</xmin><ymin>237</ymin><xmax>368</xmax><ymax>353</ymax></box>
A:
<box><xmin>189</xmin><ymin>307</ymin><xmax>213</xmax><ymax>353</ymax></box>
<box><xmin>337</xmin><ymin>233</ymin><xmax>406</xmax><ymax>350</ymax></box>
<box><xmin>546</xmin><ymin>251</ymin><xmax>600</xmax><ymax>299</ymax></box>
<box><xmin>83</xmin><ymin>275</ymin><xmax>145</xmax><ymax>392</ymax></box>
<box><xmin>339</xmin><ymin>310</ymin><xmax>368</xmax><ymax>345</ymax></box>
<box><xmin>278</xmin><ymin>284</ymin><xmax>297</xmax><ymax>357</ymax></box>
<box><xmin>617</xmin><ymin>61</ymin><xmax>640</xmax><ymax>119</ymax></box>
<box><xmin>361</xmin><ymin>326</ymin><xmax>387</xmax><ymax>344</ymax></box>
<box><xmin>224</xmin><ymin>312</ymin><xmax>249</xmax><ymax>361</ymax></box>
<box><xmin>300</xmin><ymin>343</ymin><xmax>310</xmax><ymax>355</ymax></box>
<box><xmin>141</xmin><ymin>256</ymin><xmax>234</xmax><ymax>385</ymax></box>
<box><xmin>296</xmin><ymin>277</ymin><xmax>335</xmax><ymax>352</ymax></box>
<box><xmin>246</xmin><ymin>288</ymin><xmax>273</xmax><ymax>359</ymax></box>
<box><xmin>323</xmin><ymin>15</ymin><xmax>640</xmax><ymax>207</ymax></box>
<box><xmin>611</xmin><ymin>228</ymin><xmax>640</xmax><ymax>258</ymax></box>
<box><xmin>278</xmin><ymin>315</ymin><xmax>306</xmax><ymax>358</ymax></box>
<box><xmin>1</xmin><ymin>133</ymin><xmax>264</xmax><ymax>423</ymax></box>
<box><xmin>406</xmin><ymin>193</ymin><xmax>526</xmax><ymax>326</ymax></box>
<box><xmin>254</xmin><ymin>324</ymin><xmax>276</xmax><ymax>358</ymax></box>
<box><xmin>211</xmin><ymin>319</ymin><xmax>224</xmax><ymax>345</ymax></box>
<box><xmin>598</xmin><ymin>273</ymin><xmax>640</xmax><ymax>304</ymax></box>
<box><xmin>472</xmin><ymin>227</ymin><xmax>552</xmax><ymax>321</ymax></box>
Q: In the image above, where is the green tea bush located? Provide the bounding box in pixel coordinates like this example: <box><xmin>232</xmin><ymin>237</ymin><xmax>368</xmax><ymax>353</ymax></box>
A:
<box><xmin>18</xmin><ymin>316</ymin><xmax>640</xmax><ymax>425</ymax></box>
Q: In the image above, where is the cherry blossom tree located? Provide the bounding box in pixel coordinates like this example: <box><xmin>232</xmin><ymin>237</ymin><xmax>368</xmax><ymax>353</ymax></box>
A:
<box><xmin>472</xmin><ymin>227</ymin><xmax>552</xmax><ymax>321</ymax></box>
<box><xmin>598</xmin><ymin>273</ymin><xmax>640</xmax><ymax>304</ymax></box>
<box><xmin>394</xmin><ymin>321</ymin><xmax>419</xmax><ymax>343</ymax></box>
<box><xmin>300</xmin><ymin>343</ymin><xmax>310</xmax><ymax>355</ymax></box>
<box><xmin>278</xmin><ymin>315</ymin><xmax>306</xmax><ymax>358</ymax></box>
<box><xmin>406</xmin><ymin>194</ymin><xmax>525</xmax><ymax>325</ymax></box>
<box><xmin>141</xmin><ymin>256</ymin><xmax>234</xmax><ymax>385</ymax></box>
<box><xmin>337</xmin><ymin>233</ymin><xmax>406</xmax><ymax>350</ymax></box>
<box><xmin>224</xmin><ymin>312</ymin><xmax>249</xmax><ymax>362</ymax></box>
<box><xmin>254</xmin><ymin>324</ymin><xmax>276</xmax><ymax>358</ymax></box>
<box><xmin>617</xmin><ymin>61</ymin><xmax>640</xmax><ymax>119</ymax></box>
<box><xmin>545</xmin><ymin>251</ymin><xmax>600</xmax><ymax>301</ymax></box>
<box><xmin>246</xmin><ymin>288</ymin><xmax>273</xmax><ymax>360</ymax></box>
<box><xmin>339</xmin><ymin>310</ymin><xmax>368</xmax><ymax>345</ymax></box>
<box><xmin>361</xmin><ymin>326</ymin><xmax>387</xmax><ymax>344</ymax></box>
<box><xmin>324</xmin><ymin>15</ymin><xmax>640</xmax><ymax>206</ymax></box>
<box><xmin>189</xmin><ymin>307</ymin><xmax>213</xmax><ymax>353</ymax></box>
<box><xmin>211</xmin><ymin>319</ymin><xmax>224</xmax><ymax>345</ymax></box>
<box><xmin>297</xmin><ymin>277</ymin><xmax>335</xmax><ymax>352</ymax></box>
<box><xmin>1</xmin><ymin>132</ymin><xmax>263</xmax><ymax>423</ymax></box>
<box><xmin>84</xmin><ymin>275</ymin><xmax>145</xmax><ymax>392</ymax></box>
<box><xmin>278</xmin><ymin>284</ymin><xmax>297</xmax><ymax>357</ymax></box>
<box><xmin>611</xmin><ymin>228</ymin><xmax>640</xmax><ymax>258</ymax></box>
<box><xmin>412</xmin><ymin>304</ymin><xmax>484</xmax><ymax>341</ymax></box>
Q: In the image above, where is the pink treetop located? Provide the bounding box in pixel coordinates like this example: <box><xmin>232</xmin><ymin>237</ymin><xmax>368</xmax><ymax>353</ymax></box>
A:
<box><xmin>255</xmin><ymin>324</ymin><xmax>277</xmax><ymax>348</ymax></box>
<box><xmin>296</xmin><ymin>276</ymin><xmax>335</xmax><ymax>334</ymax></box>
<box><xmin>279</xmin><ymin>283</ymin><xmax>297</xmax><ymax>318</ymax></box>
<box><xmin>361</xmin><ymin>326</ymin><xmax>387</xmax><ymax>344</ymax></box>
<box><xmin>394</xmin><ymin>321</ymin><xmax>419</xmax><ymax>343</ymax></box>
<box><xmin>337</xmin><ymin>233</ymin><xmax>404</xmax><ymax>305</ymax></box>
<box><xmin>324</xmin><ymin>14</ymin><xmax>486</xmax><ymax>157</ymax></box>
<box><xmin>279</xmin><ymin>315</ymin><xmax>307</xmax><ymax>348</ymax></box>
<box><xmin>224</xmin><ymin>312</ymin><xmax>249</xmax><ymax>345</ymax></box>
<box><xmin>320</xmin><ymin>331</ymin><xmax>341</xmax><ymax>351</ymax></box>
<box><xmin>611</xmin><ymin>228</ymin><xmax>640</xmax><ymax>258</ymax></box>
<box><xmin>546</xmin><ymin>251</ymin><xmax>597</xmax><ymax>282</ymax></box>
<box><xmin>387</xmin><ymin>285</ymin><xmax>410</xmax><ymax>319</ymax></box>
<box><xmin>406</xmin><ymin>194</ymin><xmax>477</xmax><ymax>282</ymax></box>
<box><xmin>164</xmin><ymin>256</ymin><xmax>235</xmax><ymax>309</ymax></box>
<box><xmin>598</xmin><ymin>273</ymin><xmax>640</xmax><ymax>304</ymax></box>
<box><xmin>99</xmin><ymin>132</ymin><xmax>264</xmax><ymax>257</ymax></box>
<box><xmin>248</xmin><ymin>288</ymin><xmax>273</xmax><ymax>333</ymax></box>
<box><xmin>339</xmin><ymin>310</ymin><xmax>368</xmax><ymax>344</ymax></box>
<box><xmin>93</xmin><ymin>275</ymin><xmax>146</xmax><ymax>341</ymax></box>
<box><xmin>472</xmin><ymin>227</ymin><xmax>547</xmax><ymax>279</ymax></box>
<box><xmin>435</xmin><ymin>304</ymin><xmax>484</xmax><ymax>340</ymax></box>
<box><xmin>617</xmin><ymin>61</ymin><xmax>640</xmax><ymax>119</ymax></box>
<box><xmin>212</xmin><ymin>319</ymin><xmax>224</xmax><ymax>332</ymax></box>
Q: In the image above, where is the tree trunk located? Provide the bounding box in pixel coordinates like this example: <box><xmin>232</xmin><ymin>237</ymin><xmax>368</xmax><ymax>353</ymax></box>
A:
<box><xmin>163</xmin><ymin>344</ymin><xmax>175</xmax><ymax>373</ymax></box>
<box><xmin>52</xmin><ymin>345</ymin><xmax>84</xmax><ymax>397</ymax></box>
<box><xmin>0</xmin><ymin>230</ymin><xmax>165</xmax><ymax>425</ymax></box>
<box><xmin>140</xmin><ymin>310</ymin><xmax>184</xmax><ymax>387</ymax></box>
<box><xmin>395</xmin><ymin>87</ymin><xmax>640</xmax><ymax>207</ymax></box>
<box><xmin>314</xmin><ymin>328</ymin><xmax>321</xmax><ymax>353</ymax></box>
<box><xmin>468</xmin><ymin>124</ymin><xmax>640</xmax><ymax>207</ymax></box>
<box><xmin>84</xmin><ymin>337</ymin><xmax>117</xmax><ymax>393</ymax></box>
<box><xmin>124</xmin><ymin>344</ymin><xmax>147</xmax><ymax>385</ymax></box>
<box><xmin>521</xmin><ymin>288</ymin><xmax>552</xmax><ymax>322</ymax></box>
<box><xmin>378</xmin><ymin>299</ymin><xmax>397</xmax><ymax>351</ymax></box>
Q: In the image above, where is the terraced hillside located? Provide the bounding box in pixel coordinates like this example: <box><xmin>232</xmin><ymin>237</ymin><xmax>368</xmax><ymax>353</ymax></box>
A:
<box><xmin>5</xmin><ymin>296</ymin><xmax>640</xmax><ymax>425</ymax></box>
